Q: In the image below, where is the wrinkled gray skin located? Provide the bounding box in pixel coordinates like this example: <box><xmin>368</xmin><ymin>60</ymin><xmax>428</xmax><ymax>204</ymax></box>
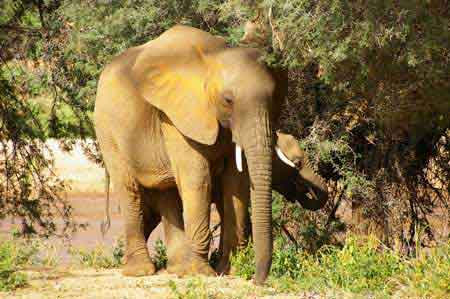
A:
<box><xmin>140</xmin><ymin>132</ymin><xmax>328</xmax><ymax>274</ymax></box>
<box><xmin>94</xmin><ymin>25</ymin><xmax>286</xmax><ymax>283</ymax></box>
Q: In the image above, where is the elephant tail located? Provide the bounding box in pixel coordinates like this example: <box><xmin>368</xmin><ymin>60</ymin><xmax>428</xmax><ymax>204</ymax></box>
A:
<box><xmin>100</xmin><ymin>167</ymin><xmax>111</xmax><ymax>237</ymax></box>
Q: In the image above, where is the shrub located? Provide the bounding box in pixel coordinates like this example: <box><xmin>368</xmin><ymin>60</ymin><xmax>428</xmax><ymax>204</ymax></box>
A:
<box><xmin>271</xmin><ymin>191</ymin><xmax>346</xmax><ymax>254</ymax></box>
<box><xmin>231</xmin><ymin>235</ymin><xmax>303</xmax><ymax>281</ymax></box>
<box><xmin>69</xmin><ymin>238</ymin><xmax>124</xmax><ymax>269</ymax></box>
<box><xmin>0</xmin><ymin>240</ymin><xmax>29</xmax><ymax>291</ymax></box>
<box><xmin>230</xmin><ymin>242</ymin><xmax>255</xmax><ymax>280</ymax></box>
<box><xmin>397</xmin><ymin>241</ymin><xmax>450</xmax><ymax>299</ymax></box>
<box><xmin>152</xmin><ymin>239</ymin><xmax>168</xmax><ymax>270</ymax></box>
<box><xmin>270</xmin><ymin>238</ymin><xmax>302</xmax><ymax>279</ymax></box>
<box><xmin>232</xmin><ymin>234</ymin><xmax>449</xmax><ymax>297</ymax></box>
<box><xmin>112</xmin><ymin>237</ymin><xmax>125</xmax><ymax>266</ymax></box>
<box><xmin>296</xmin><ymin>236</ymin><xmax>403</xmax><ymax>293</ymax></box>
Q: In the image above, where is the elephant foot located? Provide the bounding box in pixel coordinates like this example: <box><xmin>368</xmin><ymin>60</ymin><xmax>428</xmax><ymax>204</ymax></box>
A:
<box><xmin>122</xmin><ymin>253</ymin><xmax>156</xmax><ymax>277</ymax></box>
<box><xmin>167</xmin><ymin>258</ymin><xmax>216</xmax><ymax>277</ymax></box>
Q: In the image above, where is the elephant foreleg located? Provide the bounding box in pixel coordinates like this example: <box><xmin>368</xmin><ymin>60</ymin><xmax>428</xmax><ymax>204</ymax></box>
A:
<box><xmin>163</xmin><ymin>125</ymin><xmax>215</xmax><ymax>276</ymax></box>
<box><xmin>176</xmin><ymin>174</ymin><xmax>215</xmax><ymax>276</ymax></box>
<box><xmin>121</xmin><ymin>179</ymin><xmax>156</xmax><ymax>276</ymax></box>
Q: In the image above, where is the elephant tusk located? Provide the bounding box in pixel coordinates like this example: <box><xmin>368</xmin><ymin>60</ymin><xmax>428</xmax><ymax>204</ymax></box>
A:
<box><xmin>236</xmin><ymin>144</ymin><xmax>243</xmax><ymax>172</ymax></box>
<box><xmin>276</xmin><ymin>146</ymin><xmax>296</xmax><ymax>168</ymax></box>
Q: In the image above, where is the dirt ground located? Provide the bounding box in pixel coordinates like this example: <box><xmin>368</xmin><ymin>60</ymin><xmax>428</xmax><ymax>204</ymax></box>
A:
<box><xmin>2</xmin><ymin>267</ymin><xmax>329</xmax><ymax>299</ymax></box>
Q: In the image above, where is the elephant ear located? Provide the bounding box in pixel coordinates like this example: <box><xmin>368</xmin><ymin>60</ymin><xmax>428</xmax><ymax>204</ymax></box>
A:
<box><xmin>133</xmin><ymin>26</ymin><xmax>226</xmax><ymax>145</ymax></box>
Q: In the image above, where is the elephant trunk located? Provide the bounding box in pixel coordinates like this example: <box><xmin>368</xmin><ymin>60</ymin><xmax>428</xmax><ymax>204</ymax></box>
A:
<box><xmin>297</xmin><ymin>156</ymin><xmax>328</xmax><ymax>211</ymax></box>
<box><xmin>242</xmin><ymin>111</ymin><xmax>273</xmax><ymax>285</ymax></box>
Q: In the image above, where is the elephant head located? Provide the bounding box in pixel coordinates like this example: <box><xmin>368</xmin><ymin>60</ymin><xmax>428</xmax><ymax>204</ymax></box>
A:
<box><xmin>273</xmin><ymin>132</ymin><xmax>329</xmax><ymax>211</ymax></box>
<box><xmin>132</xmin><ymin>26</ymin><xmax>285</xmax><ymax>283</ymax></box>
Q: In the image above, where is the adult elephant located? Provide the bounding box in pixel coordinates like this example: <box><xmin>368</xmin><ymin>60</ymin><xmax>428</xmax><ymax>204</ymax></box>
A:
<box><xmin>214</xmin><ymin>131</ymin><xmax>329</xmax><ymax>274</ymax></box>
<box><xmin>94</xmin><ymin>25</ymin><xmax>286</xmax><ymax>283</ymax></box>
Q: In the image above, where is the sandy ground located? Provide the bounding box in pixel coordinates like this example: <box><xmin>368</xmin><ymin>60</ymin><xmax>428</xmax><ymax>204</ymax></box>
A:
<box><xmin>1</xmin><ymin>268</ymin><xmax>328</xmax><ymax>299</ymax></box>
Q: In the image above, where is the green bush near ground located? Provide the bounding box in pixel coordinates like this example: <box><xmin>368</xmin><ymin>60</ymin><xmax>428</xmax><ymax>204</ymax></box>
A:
<box><xmin>69</xmin><ymin>238</ymin><xmax>125</xmax><ymax>269</ymax></box>
<box><xmin>0</xmin><ymin>231</ymin><xmax>57</xmax><ymax>291</ymax></box>
<box><xmin>397</xmin><ymin>243</ymin><xmax>450</xmax><ymax>299</ymax></box>
<box><xmin>152</xmin><ymin>239</ymin><xmax>168</xmax><ymax>271</ymax></box>
<box><xmin>231</xmin><ymin>235</ymin><xmax>450</xmax><ymax>298</ymax></box>
<box><xmin>0</xmin><ymin>240</ymin><xmax>33</xmax><ymax>291</ymax></box>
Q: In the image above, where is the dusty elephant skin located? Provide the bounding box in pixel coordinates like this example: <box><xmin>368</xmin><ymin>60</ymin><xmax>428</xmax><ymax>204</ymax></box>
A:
<box><xmin>94</xmin><ymin>25</ymin><xmax>286</xmax><ymax>283</ymax></box>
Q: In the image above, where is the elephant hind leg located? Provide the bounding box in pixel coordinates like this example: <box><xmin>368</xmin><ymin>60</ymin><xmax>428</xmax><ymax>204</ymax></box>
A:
<box><xmin>119</xmin><ymin>178</ymin><xmax>156</xmax><ymax>276</ymax></box>
<box><xmin>96</xmin><ymin>121</ymin><xmax>155</xmax><ymax>276</ymax></box>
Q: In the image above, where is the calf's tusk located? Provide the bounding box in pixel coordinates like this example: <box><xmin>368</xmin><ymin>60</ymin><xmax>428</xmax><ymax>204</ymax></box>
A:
<box><xmin>276</xmin><ymin>146</ymin><xmax>296</xmax><ymax>168</ymax></box>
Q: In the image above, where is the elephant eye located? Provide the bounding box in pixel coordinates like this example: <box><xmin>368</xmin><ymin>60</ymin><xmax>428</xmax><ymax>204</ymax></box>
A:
<box><xmin>222</xmin><ymin>91</ymin><xmax>234</xmax><ymax>106</ymax></box>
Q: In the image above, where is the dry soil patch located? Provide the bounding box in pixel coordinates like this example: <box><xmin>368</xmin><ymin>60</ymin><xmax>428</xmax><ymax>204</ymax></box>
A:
<box><xmin>1</xmin><ymin>268</ymin><xmax>324</xmax><ymax>299</ymax></box>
